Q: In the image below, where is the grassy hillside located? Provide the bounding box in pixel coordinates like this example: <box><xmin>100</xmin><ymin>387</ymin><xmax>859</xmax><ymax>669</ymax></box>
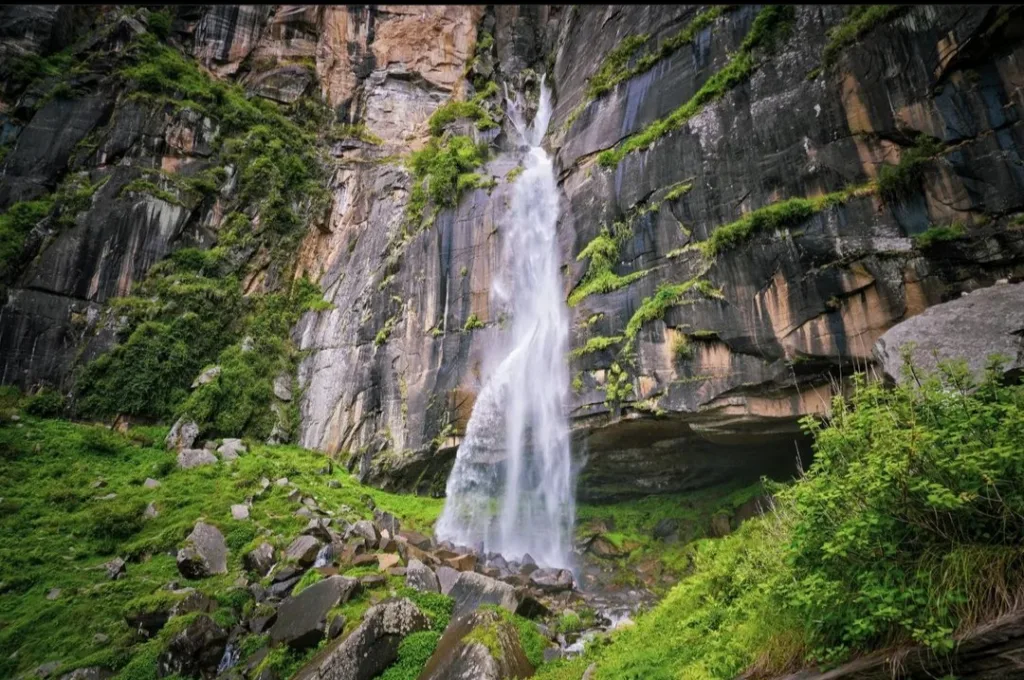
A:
<box><xmin>540</xmin><ymin>356</ymin><xmax>1024</xmax><ymax>679</ymax></box>
<box><xmin>0</xmin><ymin>398</ymin><xmax>442</xmax><ymax>679</ymax></box>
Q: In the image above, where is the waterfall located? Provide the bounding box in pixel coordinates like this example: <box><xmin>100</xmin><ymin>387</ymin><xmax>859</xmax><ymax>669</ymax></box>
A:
<box><xmin>435</xmin><ymin>79</ymin><xmax>575</xmax><ymax>569</ymax></box>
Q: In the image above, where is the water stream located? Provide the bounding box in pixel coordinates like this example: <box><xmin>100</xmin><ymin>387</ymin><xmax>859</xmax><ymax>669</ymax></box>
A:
<box><xmin>435</xmin><ymin>80</ymin><xmax>576</xmax><ymax>569</ymax></box>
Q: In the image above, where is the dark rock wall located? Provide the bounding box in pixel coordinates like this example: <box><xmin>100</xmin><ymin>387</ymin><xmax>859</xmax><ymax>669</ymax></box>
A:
<box><xmin>2</xmin><ymin>5</ymin><xmax>1023</xmax><ymax>500</ymax></box>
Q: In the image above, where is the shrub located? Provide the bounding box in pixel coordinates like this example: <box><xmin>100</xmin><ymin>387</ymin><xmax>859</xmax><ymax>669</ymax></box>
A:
<box><xmin>0</xmin><ymin>197</ymin><xmax>54</xmax><ymax>280</ymax></box>
<box><xmin>24</xmin><ymin>389</ymin><xmax>65</xmax><ymax>418</ymax></box>
<box><xmin>396</xmin><ymin>588</ymin><xmax>454</xmax><ymax>632</ymax></box>
<box><xmin>913</xmin><ymin>223</ymin><xmax>966</xmax><ymax>249</ymax></box>
<box><xmin>378</xmin><ymin>630</ymin><xmax>441</xmax><ymax>680</ymax></box>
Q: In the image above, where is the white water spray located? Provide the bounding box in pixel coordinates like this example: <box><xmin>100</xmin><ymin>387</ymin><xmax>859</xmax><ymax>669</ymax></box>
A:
<box><xmin>435</xmin><ymin>79</ymin><xmax>575</xmax><ymax>568</ymax></box>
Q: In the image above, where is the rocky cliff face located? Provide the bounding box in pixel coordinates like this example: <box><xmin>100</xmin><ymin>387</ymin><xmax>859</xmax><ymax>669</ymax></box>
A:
<box><xmin>2</xmin><ymin>5</ymin><xmax>1023</xmax><ymax>500</ymax></box>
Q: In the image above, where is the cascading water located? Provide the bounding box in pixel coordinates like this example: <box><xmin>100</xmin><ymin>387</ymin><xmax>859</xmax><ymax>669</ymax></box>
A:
<box><xmin>435</xmin><ymin>79</ymin><xmax>575</xmax><ymax>569</ymax></box>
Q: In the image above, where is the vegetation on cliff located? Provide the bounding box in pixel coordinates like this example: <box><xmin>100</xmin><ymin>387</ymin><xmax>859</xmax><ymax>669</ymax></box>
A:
<box><xmin>541</xmin><ymin>356</ymin><xmax>1024</xmax><ymax>679</ymax></box>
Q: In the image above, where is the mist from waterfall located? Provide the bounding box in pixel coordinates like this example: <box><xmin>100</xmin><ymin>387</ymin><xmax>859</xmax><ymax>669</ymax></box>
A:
<box><xmin>435</xmin><ymin>79</ymin><xmax>575</xmax><ymax>569</ymax></box>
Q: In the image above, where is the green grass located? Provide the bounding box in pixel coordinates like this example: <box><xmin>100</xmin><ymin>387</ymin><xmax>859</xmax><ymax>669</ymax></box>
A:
<box><xmin>597</xmin><ymin>6</ymin><xmax>794</xmax><ymax>168</ymax></box>
<box><xmin>876</xmin><ymin>134</ymin><xmax>944</xmax><ymax>202</ymax></box>
<box><xmin>0</xmin><ymin>415</ymin><xmax>443</xmax><ymax>679</ymax></box>
<box><xmin>821</xmin><ymin>6</ymin><xmax>911</xmax><ymax>67</ymax></box>
<box><xmin>463</xmin><ymin>313</ymin><xmax>485</xmax><ymax>332</ymax></box>
<box><xmin>570</xmin><ymin>335</ymin><xmax>624</xmax><ymax>359</ymax></box>
<box><xmin>378</xmin><ymin>631</ymin><xmax>442</xmax><ymax>680</ymax></box>
<box><xmin>913</xmin><ymin>223</ymin><xmax>966</xmax><ymax>249</ymax></box>
<box><xmin>623</xmin><ymin>278</ymin><xmax>723</xmax><ymax>352</ymax></box>
<box><xmin>568</xmin><ymin>207</ymin><xmax>659</xmax><ymax>307</ymax></box>
<box><xmin>405</xmin><ymin>136</ymin><xmax>489</xmax><ymax>230</ymax></box>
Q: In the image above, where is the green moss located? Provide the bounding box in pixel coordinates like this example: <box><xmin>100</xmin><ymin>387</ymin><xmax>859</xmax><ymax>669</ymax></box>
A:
<box><xmin>0</xmin><ymin>196</ymin><xmax>55</xmax><ymax>280</ymax></box>
<box><xmin>568</xmin><ymin>206</ymin><xmax>660</xmax><ymax>307</ymax></box>
<box><xmin>291</xmin><ymin>568</ymin><xmax>324</xmax><ymax>596</ymax></box>
<box><xmin>463</xmin><ymin>313</ymin><xmax>485</xmax><ymax>332</ymax></box>
<box><xmin>375</xmin><ymin>315</ymin><xmax>398</xmax><ymax>347</ymax></box>
<box><xmin>395</xmin><ymin>588</ymin><xmax>454</xmax><ymax>632</ymax></box>
<box><xmin>120</xmin><ymin>178</ymin><xmax>183</xmax><ymax>206</ymax></box>
<box><xmin>598</xmin><ymin>6</ymin><xmax>795</xmax><ymax>168</ymax></box>
<box><xmin>405</xmin><ymin>135</ymin><xmax>489</xmax><ymax>230</ymax></box>
<box><xmin>570</xmin><ymin>335</ymin><xmax>624</xmax><ymax>359</ymax></box>
<box><xmin>663</xmin><ymin>181</ymin><xmax>693</xmax><ymax>202</ymax></box>
<box><xmin>505</xmin><ymin>165</ymin><xmax>524</xmax><ymax>182</ymax></box>
<box><xmin>378</xmin><ymin>630</ymin><xmax>442</xmax><ymax>680</ymax></box>
<box><xmin>428</xmin><ymin>101</ymin><xmax>499</xmax><ymax>137</ymax></box>
<box><xmin>875</xmin><ymin>134</ymin><xmax>944</xmax><ymax>201</ymax></box>
<box><xmin>822</xmin><ymin>5</ymin><xmax>911</xmax><ymax>67</ymax></box>
<box><xmin>329</xmin><ymin>122</ymin><xmax>383</xmax><ymax>146</ymax></box>
<box><xmin>913</xmin><ymin>223</ymin><xmax>966</xmax><ymax>249</ymax></box>
<box><xmin>671</xmin><ymin>334</ymin><xmax>693</xmax><ymax>360</ymax></box>
<box><xmin>623</xmin><ymin>278</ymin><xmax>723</xmax><ymax>352</ymax></box>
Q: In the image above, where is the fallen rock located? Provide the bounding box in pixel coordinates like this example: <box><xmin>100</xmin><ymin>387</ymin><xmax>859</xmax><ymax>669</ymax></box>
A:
<box><xmin>231</xmin><ymin>504</ymin><xmax>250</xmax><ymax>521</ymax></box>
<box><xmin>245</xmin><ymin>543</ymin><xmax>276</xmax><ymax>576</ymax></box>
<box><xmin>34</xmin><ymin>661</ymin><xmax>61</xmax><ymax>679</ymax></box>
<box><xmin>373</xmin><ymin>509</ymin><xmax>400</xmax><ymax>536</ymax></box>
<box><xmin>156</xmin><ymin>614</ymin><xmax>227</xmax><ymax>678</ymax></box>
<box><xmin>170</xmin><ymin>590</ymin><xmax>216</xmax><ymax>617</ymax></box>
<box><xmin>269</xmin><ymin>575</ymin><xmax>361</xmax><ymax>650</ymax></box>
<box><xmin>60</xmin><ymin>666</ymin><xmax>113</xmax><ymax>680</ymax></box>
<box><xmin>291</xmin><ymin>598</ymin><xmax>429</xmax><ymax>680</ymax></box>
<box><xmin>177</xmin><ymin>448</ymin><xmax>218</xmax><ymax>470</ymax></box>
<box><xmin>874</xmin><ymin>282</ymin><xmax>1024</xmax><ymax>385</ymax></box>
<box><xmin>328</xmin><ymin>614</ymin><xmax>346</xmax><ymax>640</ymax></box>
<box><xmin>528</xmin><ymin>568</ymin><xmax>574</xmax><ymax>593</ymax></box>
<box><xmin>405</xmin><ymin>559</ymin><xmax>440</xmax><ymax>593</ymax></box>
<box><xmin>285</xmin><ymin>535</ymin><xmax>322</xmax><ymax>567</ymax></box>
<box><xmin>377</xmin><ymin>553</ymin><xmax>401</xmax><ymax>571</ymax></box>
<box><xmin>347</xmin><ymin>520</ymin><xmax>380</xmax><ymax>548</ymax></box>
<box><xmin>166</xmin><ymin>418</ymin><xmax>199</xmax><ymax>450</ymax></box>
<box><xmin>104</xmin><ymin>557</ymin><xmax>126</xmax><ymax>581</ymax></box>
<box><xmin>709</xmin><ymin>513</ymin><xmax>732</xmax><ymax>538</ymax></box>
<box><xmin>191</xmin><ymin>365</ymin><xmax>221</xmax><ymax>388</ymax></box>
<box><xmin>46</xmin><ymin>588</ymin><xmax>61</xmax><ymax>600</ymax></box>
<box><xmin>273</xmin><ymin>373</ymin><xmax>293</xmax><ymax>401</ymax></box>
<box><xmin>449</xmin><ymin>571</ymin><xmax>520</xmax><ymax>618</ymax></box>
<box><xmin>653</xmin><ymin>518</ymin><xmax>679</xmax><ymax>540</ymax></box>
<box><xmin>360</xmin><ymin>574</ymin><xmax>387</xmax><ymax>588</ymax></box>
<box><xmin>398</xmin><ymin>529</ymin><xmax>433</xmax><ymax>550</ymax></box>
<box><xmin>587</xmin><ymin>535</ymin><xmax>624</xmax><ymax>559</ymax></box>
<box><xmin>144</xmin><ymin>502</ymin><xmax>159</xmax><ymax>519</ymax></box>
<box><xmin>218</xmin><ymin>438</ymin><xmax>247</xmax><ymax>460</ymax></box>
<box><xmin>143</xmin><ymin>478</ymin><xmax>161</xmax><ymax>489</ymax></box>
<box><xmin>446</xmin><ymin>553</ymin><xmax>477</xmax><ymax>572</ymax></box>
<box><xmin>176</xmin><ymin>521</ymin><xmax>228</xmax><ymax>578</ymax></box>
<box><xmin>419</xmin><ymin>609</ymin><xmax>536</xmax><ymax>680</ymax></box>
<box><xmin>436</xmin><ymin>565</ymin><xmax>459</xmax><ymax>595</ymax></box>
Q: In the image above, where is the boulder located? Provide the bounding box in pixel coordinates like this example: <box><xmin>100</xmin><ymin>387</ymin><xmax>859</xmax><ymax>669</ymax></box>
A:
<box><xmin>176</xmin><ymin>521</ymin><xmax>228</xmax><ymax>578</ymax></box>
<box><xmin>419</xmin><ymin>609</ymin><xmax>536</xmax><ymax>680</ymax></box>
<box><xmin>269</xmin><ymin>575</ymin><xmax>361</xmax><ymax>650</ymax></box>
<box><xmin>218</xmin><ymin>438</ymin><xmax>247</xmax><ymax>460</ymax></box>
<box><xmin>405</xmin><ymin>559</ymin><xmax>440</xmax><ymax>593</ymax></box>
<box><xmin>191</xmin><ymin>365</ymin><xmax>221</xmax><ymax>388</ymax></box>
<box><xmin>652</xmin><ymin>518</ymin><xmax>679</xmax><ymax>540</ymax></box>
<box><xmin>285</xmin><ymin>535</ymin><xmax>322</xmax><ymax>566</ymax></box>
<box><xmin>302</xmin><ymin>518</ymin><xmax>334</xmax><ymax>542</ymax></box>
<box><xmin>273</xmin><ymin>373</ymin><xmax>293</xmax><ymax>401</ymax></box>
<box><xmin>143</xmin><ymin>478</ymin><xmax>161</xmax><ymax>489</ymax></box>
<box><xmin>245</xmin><ymin>543</ymin><xmax>276</xmax><ymax>576</ymax></box>
<box><xmin>165</xmin><ymin>418</ymin><xmax>199</xmax><ymax>450</ymax></box>
<box><xmin>347</xmin><ymin>520</ymin><xmax>380</xmax><ymax>548</ymax></box>
<box><xmin>874</xmin><ymin>282</ymin><xmax>1024</xmax><ymax>385</ymax></box>
<box><xmin>104</xmin><ymin>557</ymin><xmax>126</xmax><ymax>580</ymax></box>
<box><xmin>291</xmin><ymin>598</ymin><xmax>429</xmax><ymax>680</ymax></box>
<box><xmin>144</xmin><ymin>502</ymin><xmax>159</xmax><ymax>519</ymax></box>
<box><xmin>170</xmin><ymin>590</ymin><xmax>216</xmax><ymax>617</ymax></box>
<box><xmin>709</xmin><ymin>513</ymin><xmax>732</xmax><ymax>538</ymax></box>
<box><xmin>528</xmin><ymin>568</ymin><xmax>574</xmax><ymax>593</ymax></box>
<box><xmin>377</xmin><ymin>553</ymin><xmax>401</xmax><ymax>571</ymax></box>
<box><xmin>445</xmin><ymin>553</ymin><xmax>477</xmax><ymax>572</ymax></box>
<box><xmin>360</xmin><ymin>574</ymin><xmax>387</xmax><ymax>588</ymax></box>
<box><xmin>58</xmin><ymin>668</ymin><xmax>113</xmax><ymax>680</ymax></box>
<box><xmin>587</xmin><ymin>535</ymin><xmax>624</xmax><ymax>559</ymax></box>
<box><xmin>177</xmin><ymin>448</ymin><xmax>217</xmax><ymax>469</ymax></box>
<box><xmin>398</xmin><ymin>529</ymin><xmax>433</xmax><ymax>550</ymax></box>
<box><xmin>436</xmin><ymin>565</ymin><xmax>460</xmax><ymax>595</ymax></box>
<box><xmin>231</xmin><ymin>504</ymin><xmax>250</xmax><ymax>520</ymax></box>
<box><xmin>373</xmin><ymin>509</ymin><xmax>400</xmax><ymax>536</ymax></box>
<box><xmin>448</xmin><ymin>571</ymin><xmax>520</xmax><ymax>619</ymax></box>
<box><xmin>156</xmin><ymin>614</ymin><xmax>228</xmax><ymax>678</ymax></box>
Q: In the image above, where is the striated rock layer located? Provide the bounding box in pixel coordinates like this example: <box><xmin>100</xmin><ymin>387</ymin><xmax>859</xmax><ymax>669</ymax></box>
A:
<box><xmin>1</xmin><ymin>5</ymin><xmax>1023</xmax><ymax>500</ymax></box>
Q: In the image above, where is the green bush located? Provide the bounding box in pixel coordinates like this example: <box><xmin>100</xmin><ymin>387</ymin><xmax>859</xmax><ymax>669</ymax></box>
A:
<box><xmin>396</xmin><ymin>588</ymin><xmax>454</xmax><ymax>632</ymax></box>
<box><xmin>24</xmin><ymin>390</ymin><xmax>65</xmax><ymax>418</ymax></box>
<box><xmin>876</xmin><ymin>134</ymin><xmax>943</xmax><ymax>201</ymax></box>
<box><xmin>0</xmin><ymin>197</ymin><xmax>54</xmax><ymax>280</ymax></box>
<box><xmin>913</xmin><ymin>223</ymin><xmax>966</xmax><ymax>249</ymax></box>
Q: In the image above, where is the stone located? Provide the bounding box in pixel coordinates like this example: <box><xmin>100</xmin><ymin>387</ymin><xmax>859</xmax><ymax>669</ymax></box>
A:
<box><xmin>327</xmin><ymin>479</ymin><xmax>341</xmax><ymax>488</ymax></box>
<box><xmin>169</xmin><ymin>590</ymin><xmax>216</xmax><ymax>617</ymax></box>
<box><xmin>653</xmin><ymin>518</ymin><xmax>680</xmax><ymax>540</ymax></box>
<box><xmin>144</xmin><ymin>502</ymin><xmax>159</xmax><ymax>519</ymax></box>
<box><xmin>104</xmin><ymin>557</ymin><xmax>126</xmax><ymax>580</ymax></box>
<box><xmin>347</xmin><ymin>519</ymin><xmax>380</xmax><ymax>547</ymax></box>
<box><xmin>177</xmin><ymin>448</ymin><xmax>218</xmax><ymax>469</ymax></box>
<box><xmin>372</xmin><ymin>509</ymin><xmax>400</xmax><ymax>535</ymax></box>
<box><xmin>203</xmin><ymin>440</ymin><xmax>217</xmax><ymax>451</ymax></box>
<box><xmin>218</xmin><ymin>438</ymin><xmax>247</xmax><ymax>460</ymax></box>
<box><xmin>445</xmin><ymin>553</ymin><xmax>477</xmax><ymax>572</ymax></box>
<box><xmin>302</xmin><ymin>518</ymin><xmax>334</xmax><ymax>542</ymax></box>
<box><xmin>231</xmin><ymin>504</ymin><xmax>250</xmax><ymax>520</ymax></box>
<box><xmin>90</xmin><ymin>479</ymin><xmax>106</xmax><ymax>488</ymax></box>
<box><xmin>377</xmin><ymin>553</ymin><xmax>400</xmax><ymax>571</ymax></box>
<box><xmin>448</xmin><ymin>571</ymin><xmax>520</xmax><ymax>619</ymax></box>
<box><xmin>275</xmin><ymin>477</ymin><xmax>290</xmax><ymax>487</ymax></box>
<box><xmin>267</xmin><ymin>576</ymin><xmax>301</xmax><ymax>599</ymax></box>
<box><xmin>293</xmin><ymin>598</ymin><xmax>429</xmax><ymax>680</ymax></box>
<box><xmin>398</xmin><ymin>529</ymin><xmax>433</xmax><ymax>550</ymax></box>
<box><xmin>46</xmin><ymin>588</ymin><xmax>60</xmax><ymax>600</ymax></box>
<box><xmin>295</xmin><ymin>507</ymin><xmax>313</xmax><ymax>518</ymax></box>
<box><xmin>419</xmin><ymin>609</ymin><xmax>536</xmax><ymax>680</ymax></box>
<box><xmin>156</xmin><ymin>614</ymin><xmax>227</xmax><ymax>678</ymax></box>
<box><xmin>405</xmin><ymin>559</ymin><xmax>440</xmax><ymax>593</ymax></box>
<box><xmin>191</xmin><ymin>365</ymin><xmax>221</xmax><ymax>388</ymax></box>
<box><xmin>386</xmin><ymin>567</ymin><xmax>407</xmax><ymax>577</ymax></box>
<box><xmin>59</xmin><ymin>667</ymin><xmax>113</xmax><ymax>680</ymax></box>
<box><xmin>176</xmin><ymin>521</ymin><xmax>228</xmax><ymax>578</ymax></box>
<box><xmin>95</xmin><ymin>493</ymin><xmax>117</xmax><ymax>501</ymax></box>
<box><xmin>587</xmin><ymin>535</ymin><xmax>624</xmax><ymax>559</ymax></box>
<box><xmin>285</xmin><ymin>535</ymin><xmax>322</xmax><ymax>566</ymax></box>
<box><xmin>34</xmin><ymin>661</ymin><xmax>61</xmax><ymax>678</ymax></box>
<box><xmin>874</xmin><ymin>282</ymin><xmax>1024</xmax><ymax>385</ymax></box>
<box><xmin>269</xmin><ymin>575</ymin><xmax>360</xmax><ymax>650</ymax></box>
<box><xmin>528</xmin><ymin>568</ymin><xmax>574</xmax><ymax>593</ymax></box>
<box><xmin>360</xmin><ymin>574</ymin><xmax>387</xmax><ymax>588</ymax></box>
<box><xmin>351</xmin><ymin>553</ymin><xmax>379</xmax><ymax>567</ymax></box>
<box><xmin>286</xmin><ymin>488</ymin><xmax>302</xmax><ymax>503</ymax></box>
<box><xmin>92</xmin><ymin>633</ymin><xmax>109</xmax><ymax>644</ymax></box>
<box><xmin>436</xmin><ymin>565</ymin><xmax>460</xmax><ymax>596</ymax></box>
<box><xmin>328</xmin><ymin>614</ymin><xmax>347</xmax><ymax>640</ymax></box>
<box><xmin>273</xmin><ymin>372</ymin><xmax>293</xmax><ymax>401</ymax></box>
<box><xmin>165</xmin><ymin>418</ymin><xmax>199</xmax><ymax>451</ymax></box>
<box><xmin>143</xmin><ymin>478</ymin><xmax>161</xmax><ymax>489</ymax></box>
